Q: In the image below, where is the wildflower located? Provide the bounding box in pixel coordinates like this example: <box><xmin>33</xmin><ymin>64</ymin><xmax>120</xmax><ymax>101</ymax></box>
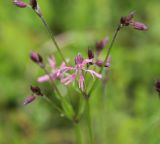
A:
<box><xmin>23</xmin><ymin>95</ymin><xmax>36</xmax><ymax>105</ymax></box>
<box><xmin>61</xmin><ymin>54</ymin><xmax>102</xmax><ymax>91</ymax></box>
<box><xmin>120</xmin><ymin>12</ymin><xmax>148</xmax><ymax>31</ymax></box>
<box><xmin>37</xmin><ymin>56</ymin><xmax>67</xmax><ymax>82</ymax></box>
<box><xmin>155</xmin><ymin>80</ymin><xmax>160</xmax><ymax>93</ymax></box>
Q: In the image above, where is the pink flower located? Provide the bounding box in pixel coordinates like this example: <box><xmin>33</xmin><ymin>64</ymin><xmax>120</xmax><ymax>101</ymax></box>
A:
<box><xmin>37</xmin><ymin>56</ymin><xmax>67</xmax><ymax>82</ymax></box>
<box><xmin>61</xmin><ymin>54</ymin><xmax>102</xmax><ymax>91</ymax></box>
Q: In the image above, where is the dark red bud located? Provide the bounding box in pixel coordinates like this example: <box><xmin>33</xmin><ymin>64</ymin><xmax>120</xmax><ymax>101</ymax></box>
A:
<box><xmin>88</xmin><ymin>49</ymin><xmax>94</xmax><ymax>59</ymax></box>
<box><xmin>95</xmin><ymin>59</ymin><xmax>110</xmax><ymax>67</ymax></box>
<box><xmin>29</xmin><ymin>0</ymin><xmax>42</xmax><ymax>17</ymax></box>
<box><xmin>155</xmin><ymin>80</ymin><xmax>160</xmax><ymax>93</ymax></box>
<box><xmin>120</xmin><ymin>12</ymin><xmax>134</xmax><ymax>26</ymax></box>
<box><xmin>96</xmin><ymin>37</ymin><xmax>108</xmax><ymax>53</ymax></box>
<box><xmin>30</xmin><ymin>86</ymin><xmax>43</xmax><ymax>96</ymax></box>
<box><xmin>30</xmin><ymin>0</ymin><xmax>37</xmax><ymax>9</ymax></box>
<box><xmin>24</xmin><ymin>96</ymin><xmax>36</xmax><ymax>105</ymax></box>
<box><xmin>30</xmin><ymin>52</ymin><xmax>43</xmax><ymax>64</ymax></box>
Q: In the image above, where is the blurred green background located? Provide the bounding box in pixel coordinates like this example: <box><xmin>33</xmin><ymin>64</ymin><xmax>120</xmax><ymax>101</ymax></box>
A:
<box><xmin>0</xmin><ymin>0</ymin><xmax>160</xmax><ymax>144</ymax></box>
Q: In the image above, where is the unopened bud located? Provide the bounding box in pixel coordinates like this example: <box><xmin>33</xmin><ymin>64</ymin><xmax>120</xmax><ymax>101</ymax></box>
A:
<box><xmin>30</xmin><ymin>86</ymin><xmax>43</xmax><ymax>96</ymax></box>
<box><xmin>88</xmin><ymin>49</ymin><xmax>94</xmax><ymax>59</ymax></box>
<box><xmin>23</xmin><ymin>96</ymin><xmax>36</xmax><ymax>105</ymax></box>
<box><xmin>120</xmin><ymin>12</ymin><xmax>134</xmax><ymax>26</ymax></box>
<box><xmin>131</xmin><ymin>21</ymin><xmax>148</xmax><ymax>31</ymax></box>
<box><xmin>96</xmin><ymin>37</ymin><xmax>109</xmax><ymax>53</ymax></box>
<box><xmin>96</xmin><ymin>56</ymin><xmax>111</xmax><ymax>67</ymax></box>
<box><xmin>30</xmin><ymin>0</ymin><xmax>42</xmax><ymax>17</ymax></box>
<box><xmin>30</xmin><ymin>0</ymin><xmax>37</xmax><ymax>9</ymax></box>
<box><xmin>30</xmin><ymin>52</ymin><xmax>43</xmax><ymax>65</ymax></box>
<box><xmin>155</xmin><ymin>80</ymin><xmax>160</xmax><ymax>93</ymax></box>
<box><xmin>13</xmin><ymin>0</ymin><xmax>28</xmax><ymax>8</ymax></box>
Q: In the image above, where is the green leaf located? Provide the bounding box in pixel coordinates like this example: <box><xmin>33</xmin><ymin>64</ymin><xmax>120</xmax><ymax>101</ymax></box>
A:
<box><xmin>61</xmin><ymin>98</ymin><xmax>74</xmax><ymax>120</ymax></box>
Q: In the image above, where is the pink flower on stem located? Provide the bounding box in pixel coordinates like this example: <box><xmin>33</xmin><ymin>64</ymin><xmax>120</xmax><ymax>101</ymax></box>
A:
<box><xmin>37</xmin><ymin>56</ymin><xmax>68</xmax><ymax>82</ymax></box>
<box><xmin>120</xmin><ymin>12</ymin><xmax>148</xmax><ymax>31</ymax></box>
<box><xmin>61</xmin><ymin>54</ymin><xmax>102</xmax><ymax>91</ymax></box>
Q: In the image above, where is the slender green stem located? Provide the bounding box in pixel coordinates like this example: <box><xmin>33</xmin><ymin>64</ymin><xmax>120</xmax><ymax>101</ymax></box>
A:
<box><xmin>88</xmin><ymin>24</ymin><xmax>121</xmax><ymax>96</ymax></box>
<box><xmin>74</xmin><ymin>122</ymin><xmax>83</xmax><ymax>144</ymax></box>
<box><xmin>86</xmin><ymin>98</ymin><xmax>93</xmax><ymax>144</ymax></box>
<box><xmin>39</xmin><ymin>16</ymin><xmax>67</xmax><ymax>65</ymax></box>
<box><xmin>43</xmin><ymin>95</ymin><xmax>63</xmax><ymax>113</ymax></box>
<box><xmin>43</xmin><ymin>67</ymin><xmax>63</xmax><ymax>98</ymax></box>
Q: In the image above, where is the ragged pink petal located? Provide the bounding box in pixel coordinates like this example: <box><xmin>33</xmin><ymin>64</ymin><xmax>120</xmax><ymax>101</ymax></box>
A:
<box><xmin>61</xmin><ymin>74</ymin><xmax>76</xmax><ymax>85</ymax></box>
<box><xmin>79</xmin><ymin>74</ymin><xmax>85</xmax><ymax>91</ymax></box>
<box><xmin>82</xmin><ymin>59</ymin><xmax>93</xmax><ymax>65</ymax></box>
<box><xmin>86</xmin><ymin>70</ymin><xmax>102</xmax><ymax>79</ymax></box>
<box><xmin>38</xmin><ymin>75</ymin><xmax>49</xmax><ymax>83</ymax></box>
<box><xmin>48</xmin><ymin>56</ymin><xmax>56</xmax><ymax>69</ymax></box>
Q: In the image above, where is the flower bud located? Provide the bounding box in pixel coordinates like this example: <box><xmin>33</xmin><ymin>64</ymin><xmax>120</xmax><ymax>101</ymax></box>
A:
<box><xmin>23</xmin><ymin>96</ymin><xmax>36</xmax><ymax>105</ymax></box>
<box><xmin>13</xmin><ymin>0</ymin><xmax>28</xmax><ymax>8</ymax></box>
<box><xmin>30</xmin><ymin>86</ymin><xmax>43</xmax><ymax>96</ymax></box>
<box><xmin>30</xmin><ymin>0</ymin><xmax>42</xmax><ymax>17</ymax></box>
<box><xmin>95</xmin><ymin>56</ymin><xmax>111</xmax><ymax>67</ymax></box>
<box><xmin>120</xmin><ymin>12</ymin><xmax>134</xmax><ymax>26</ymax></box>
<box><xmin>131</xmin><ymin>21</ymin><xmax>148</xmax><ymax>31</ymax></box>
<box><xmin>88</xmin><ymin>49</ymin><xmax>94</xmax><ymax>59</ymax></box>
<box><xmin>96</xmin><ymin>60</ymin><xmax>109</xmax><ymax>67</ymax></box>
<box><xmin>96</xmin><ymin>37</ymin><xmax>108</xmax><ymax>53</ymax></box>
<box><xmin>30</xmin><ymin>52</ymin><xmax>43</xmax><ymax>64</ymax></box>
<box><xmin>155</xmin><ymin>80</ymin><xmax>160</xmax><ymax>93</ymax></box>
<box><xmin>30</xmin><ymin>0</ymin><xmax>37</xmax><ymax>9</ymax></box>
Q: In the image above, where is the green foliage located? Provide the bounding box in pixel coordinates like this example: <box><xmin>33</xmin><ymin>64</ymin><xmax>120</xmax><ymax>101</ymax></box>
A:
<box><xmin>0</xmin><ymin>0</ymin><xmax>160</xmax><ymax>144</ymax></box>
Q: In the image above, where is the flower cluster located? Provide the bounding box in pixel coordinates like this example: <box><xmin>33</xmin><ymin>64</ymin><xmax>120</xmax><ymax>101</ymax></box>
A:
<box><xmin>36</xmin><ymin>53</ymin><xmax>103</xmax><ymax>91</ymax></box>
<box><xmin>13</xmin><ymin>0</ymin><xmax>42</xmax><ymax>16</ymax></box>
<box><xmin>87</xmin><ymin>37</ymin><xmax>111</xmax><ymax>68</ymax></box>
<box><xmin>120</xmin><ymin>12</ymin><xmax>148</xmax><ymax>31</ymax></box>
